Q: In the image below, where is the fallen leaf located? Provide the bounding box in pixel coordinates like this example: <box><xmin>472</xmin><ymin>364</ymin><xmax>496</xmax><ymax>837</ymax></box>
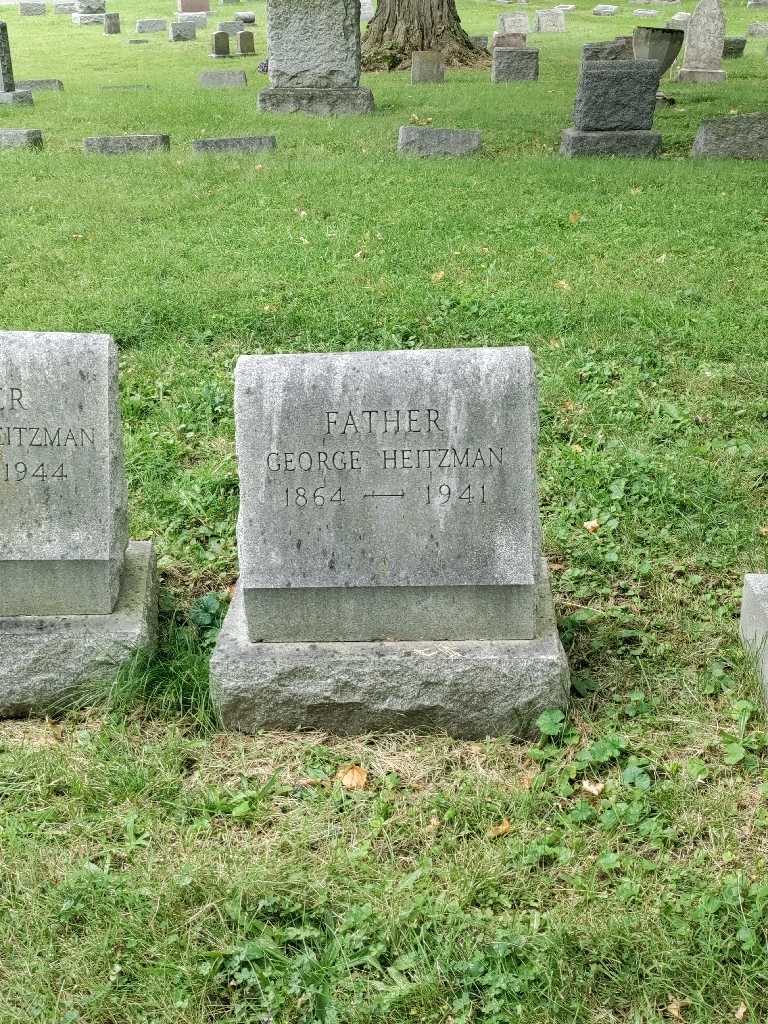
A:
<box><xmin>583</xmin><ymin>519</ymin><xmax>600</xmax><ymax>533</ymax></box>
<box><xmin>568</xmin><ymin>210</ymin><xmax>582</xmax><ymax>224</ymax></box>
<box><xmin>431</xmin><ymin>270</ymin><xmax>446</xmax><ymax>283</ymax></box>
<box><xmin>555</xmin><ymin>279</ymin><xmax>571</xmax><ymax>291</ymax></box>
<box><xmin>734</xmin><ymin>1003</ymin><xmax>748</xmax><ymax>1021</ymax></box>
<box><xmin>665</xmin><ymin>997</ymin><xmax>691</xmax><ymax>1020</ymax></box>
<box><xmin>336</xmin><ymin>764</ymin><xmax>368</xmax><ymax>790</ymax></box>
<box><xmin>582</xmin><ymin>779</ymin><xmax>605</xmax><ymax>797</ymax></box>
<box><xmin>487</xmin><ymin>818</ymin><xmax>511</xmax><ymax>839</ymax></box>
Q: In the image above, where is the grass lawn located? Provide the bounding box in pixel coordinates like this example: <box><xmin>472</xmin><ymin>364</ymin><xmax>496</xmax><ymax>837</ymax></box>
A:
<box><xmin>2</xmin><ymin>1</ymin><xmax>768</xmax><ymax>1020</ymax></box>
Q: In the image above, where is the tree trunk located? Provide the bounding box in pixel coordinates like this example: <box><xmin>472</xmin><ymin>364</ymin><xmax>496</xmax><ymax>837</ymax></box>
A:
<box><xmin>362</xmin><ymin>0</ymin><xmax>484</xmax><ymax>70</ymax></box>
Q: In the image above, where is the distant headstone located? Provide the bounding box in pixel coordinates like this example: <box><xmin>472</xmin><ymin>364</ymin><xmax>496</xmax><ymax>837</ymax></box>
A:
<box><xmin>210</xmin><ymin>30</ymin><xmax>230</xmax><ymax>56</ymax></box>
<box><xmin>127</xmin><ymin>38</ymin><xmax>149</xmax><ymax>44</ymax></box>
<box><xmin>583</xmin><ymin>36</ymin><xmax>634</xmax><ymax>59</ymax></box>
<box><xmin>471</xmin><ymin>34</ymin><xmax>489</xmax><ymax>48</ymax></box>
<box><xmin>16</xmin><ymin>78</ymin><xmax>64</xmax><ymax>90</ymax></box>
<box><xmin>398</xmin><ymin>125</ymin><xmax>482</xmax><ymax>156</ymax></box>
<box><xmin>199</xmin><ymin>68</ymin><xmax>246</xmax><ymax>86</ymax></box>
<box><xmin>258</xmin><ymin>0</ymin><xmax>374</xmax><ymax>115</ymax></box>
<box><xmin>236</xmin><ymin>29</ymin><xmax>254</xmax><ymax>53</ymax></box>
<box><xmin>169</xmin><ymin>20</ymin><xmax>195</xmax><ymax>39</ymax></box>
<box><xmin>675</xmin><ymin>0</ymin><xmax>726</xmax><ymax>81</ymax></box>
<box><xmin>747</xmin><ymin>0</ymin><xmax>768</xmax><ymax>6</ymax></box>
<box><xmin>193</xmin><ymin>134</ymin><xmax>276</xmax><ymax>152</ymax></box>
<box><xmin>177</xmin><ymin>11</ymin><xmax>207</xmax><ymax>27</ymax></box>
<box><xmin>492</xmin><ymin>46</ymin><xmax>540</xmax><ymax>79</ymax></box>
<box><xmin>19</xmin><ymin>3</ymin><xmax>47</xmax><ymax>16</ymax></box>
<box><xmin>741</xmin><ymin>576</ymin><xmax>768</xmax><ymax>701</ymax></box>
<box><xmin>0</xmin><ymin>22</ymin><xmax>33</xmax><ymax>105</ymax></box>
<box><xmin>210</xmin><ymin>346</ymin><xmax>569</xmax><ymax>738</ymax></box>
<box><xmin>593</xmin><ymin>5</ymin><xmax>619</xmax><ymax>14</ymax></box>
<box><xmin>498</xmin><ymin>11</ymin><xmax>529</xmax><ymax>31</ymax></box>
<box><xmin>493</xmin><ymin>31</ymin><xmax>527</xmax><ymax>47</ymax></box>
<box><xmin>722</xmin><ymin>36</ymin><xmax>746</xmax><ymax>56</ymax></box>
<box><xmin>0</xmin><ymin>128</ymin><xmax>43</xmax><ymax>148</ymax></box>
<box><xmin>561</xmin><ymin>59</ymin><xmax>662</xmax><ymax>155</ymax></box>
<box><xmin>0</xmin><ymin>331</ymin><xmax>157</xmax><ymax>717</ymax></box>
<box><xmin>136</xmin><ymin>18</ymin><xmax>167</xmax><ymax>32</ymax></box>
<box><xmin>692</xmin><ymin>113</ymin><xmax>768</xmax><ymax>157</ymax></box>
<box><xmin>72</xmin><ymin>12</ymin><xmax>105</xmax><ymax>23</ymax></box>
<box><xmin>535</xmin><ymin>8</ymin><xmax>565</xmax><ymax>30</ymax></box>
<box><xmin>84</xmin><ymin>134</ymin><xmax>170</xmax><ymax>154</ymax></box>
<box><xmin>217</xmin><ymin>20</ymin><xmax>241</xmax><ymax>35</ymax></box>
<box><xmin>103</xmin><ymin>12</ymin><xmax>120</xmax><ymax>33</ymax></box>
<box><xmin>178</xmin><ymin>0</ymin><xmax>208</xmax><ymax>10</ymax></box>
<box><xmin>633</xmin><ymin>8</ymin><xmax>659</xmax><ymax>14</ymax></box>
<box><xmin>747</xmin><ymin>20</ymin><xmax>768</xmax><ymax>34</ymax></box>
<box><xmin>54</xmin><ymin>2</ymin><xmax>77</xmax><ymax>13</ymax></box>
<box><xmin>235</xmin><ymin>10</ymin><xmax>255</xmax><ymax>22</ymax></box>
<box><xmin>411</xmin><ymin>50</ymin><xmax>444</xmax><ymax>83</ymax></box>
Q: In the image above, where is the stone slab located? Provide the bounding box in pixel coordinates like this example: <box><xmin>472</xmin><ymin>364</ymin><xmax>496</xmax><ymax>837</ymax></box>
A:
<box><xmin>492</xmin><ymin>31</ymin><xmax>527</xmax><ymax>47</ymax></box>
<box><xmin>722</xmin><ymin>36</ymin><xmax>746</xmax><ymax>56</ymax></box>
<box><xmin>593</xmin><ymin>5</ymin><xmax>618</xmax><ymax>13</ymax></box>
<box><xmin>411</xmin><ymin>50</ymin><xmax>444</xmax><ymax>83</ymax></box>
<box><xmin>135</xmin><ymin>18</ymin><xmax>166</xmax><ymax>31</ymax></box>
<box><xmin>16</xmin><ymin>78</ymin><xmax>63</xmax><ymax>90</ymax></box>
<box><xmin>178</xmin><ymin>0</ymin><xmax>208</xmax><ymax>11</ymax></box>
<box><xmin>747</xmin><ymin>20</ymin><xmax>768</xmax><ymax>34</ymax></box>
<box><xmin>210</xmin><ymin>563</ymin><xmax>569</xmax><ymax>739</ymax></box>
<box><xmin>741</xmin><ymin>574</ymin><xmax>768</xmax><ymax>703</ymax></box>
<box><xmin>72</xmin><ymin>12</ymin><xmax>104</xmax><ymax>23</ymax></box>
<box><xmin>0</xmin><ymin>21</ymin><xmax>15</xmax><ymax>93</ymax></box>
<box><xmin>560</xmin><ymin>127</ymin><xmax>662</xmax><ymax>155</ymax></box>
<box><xmin>103</xmin><ymin>12</ymin><xmax>120</xmax><ymax>32</ymax></box>
<box><xmin>0</xmin><ymin>331</ymin><xmax>128</xmax><ymax>616</ymax></box>
<box><xmin>471</xmin><ymin>34</ymin><xmax>489</xmax><ymax>48</ymax></box>
<box><xmin>193</xmin><ymin>134</ymin><xmax>276</xmax><ymax>152</ymax></box>
<box><xmin>675</xmin><ymin>66</ymin><xmax>725</xmax><ymax>79</ymax></box>
<box><xmin>53</xmin><ymin>2</ymin><xmax>77</xmax><ymax>12</ymax></box>
<box><xmin>535</xmin><ymin>8</ymin><xmax>565</xmax><ymax>30</ymax></box>
<box><xmin>492</xmin><ymin>46</ymin><xmax>539</xmax><ymax>80</ymax></box>
<box><xmin>19</xmin><ymin>3</ymin><xmax>46</xmax><ymax>16</ymax></box>
<box><xmin>498</xmin><ymin>11</ymin><xmax>529</xmax><ymax>32</ymax></box>
<box><xmin>573</xmin><ymin>59</ymin><xmax>660</xmax><ymax>131</ymax></box>
<box><xmin>84</xmin><ymin>134</ymin><xmax>170</xmax><ymax>154</ymax></box>
<box><xmin>177</xmin><ymin>11</ymin><xmax>206</xmax><ymax>26</ymax></box>
<box><xmin>397</xmin><ymin>125</ymin><xmax>482</xmax><ymax>157</ymax></box>
<box><xmin>676</xmin><ymin>0</ymin><xmax>725</xmax><ymax>77</ymax></box>
<box><xmin>0</xmin><ymin>89</ymin><xmax>33</xmax><ymax>104</ymax></box>
<box><xmin>257</xmin><ymin>85</ymin><xmax>374</xmax><ymax>114</ymax></box>
<box><xmin>583</xmin><ymin>37</ymin><xmax>634</xmax><ymax>59</ymax></box>
<box><xmin>0</xmin><ymin>127</ymin><xmax>42</xmax><ymax>148</ymax></box>
<box><xmin>0</xmin><ymin>541</ymin><xmax>158</xmax><ymax>718</ymax></box>
<box><xmin>198</xmin><ymin>69</ymin><xmax>246</xmax><ymax>86</ymax></box>
<box><xmin>169</xmin><ymin>19</ymin><xmax>195</xmax><ymax>39</ymax></box>
<box><xmin>266</xmin><ymin>0</ymin><xmax>362</xmax><ymax>88</ymax></box>
<box><xmin>692</xmin><ymin>113</ymin><xmax>768</xmax><ymax>158</ymax></box>
<box><xmin>217</xmin><ymin>20</ymin><xmax>241</xmax><ymax>34</ymax></box>
<box><xmin>235</xmin><ymin>9</ymin><xmax>254</xmax><ymax>21</ymax></box>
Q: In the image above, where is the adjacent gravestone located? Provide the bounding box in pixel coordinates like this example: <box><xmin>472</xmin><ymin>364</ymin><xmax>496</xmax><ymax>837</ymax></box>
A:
<box><xmin>199</xmin><ymin>68</ymin><xmax>246</xmax><ymax>86</ymax></box>
<box><xmin>210</xmin><ymin>30</ymin><xmax>230</xmax><ymax>56</ymax></box>
<box><xmin>692</xmin><ymin>113</ymin><xmax>768</xmax><ymax>157</ymax></box>
<box><xmin>177</xmin><ymin>11</ymin><xmax>207</xmax><ymax>27</ymax></box>
<box><xmin>535</xmin><ymin>9</ymin><xmax>565</xmax><ymax>30</ymax></box>
<box><xmin>19</xmin><ymin>3</ymin><xmax>47</xmax><ymax>16</ymax></box>
<box><xmin>492</xmin><ymin>47</ymin><xmax>539</xmax><ymax>80</ymax></box>
<box><xmin>722</xmin><ymin>36</ymin><xmax>747</xmax><ymax>56</ymax></box>
<box><xmin>493</xmin><ymin>31</ymin><xmax>527</xmax><ymax>47</ymax></box>
<box><xmin>0</xmin><ymin>128</ymin><xmax>43</xmax><ymax>148</ymax></box>
<box><xmin>54</xmin><ymin>1</ymin><xmax>77</xmax><ymax>12</ymax></box>
<box><xmin>16</xmin><ymin>78</ymin><xmax>63</xmax><ymax>91</ymax></box>
<box><xmin>583</xmin><ymin>36</ymin><xmax>634</xmax><ymax>59</ymax></box>
<box><xmin>77</xmin><ymin>0</ymin><xmax>105</xmax><ymax>12</ymax></box>
<box><xmin>210</xmin><ymin>347</ymin><xmax>569</xmax><ymax>738</ymax></box>
<box><xmin>235</xmin><ymin>10</ymin><xmax>255</xmax><ymax>22</ymax></box>
<box><xmin>217</xmin><ymin>20</ymin><xmax>241</xmax><ymax>35</ymax></box>
<box><xmin>398</xmin><ymin>125</ymin><xmax>482</xmax><ymax>156</ymax></box>
<box><xmin>0</xmin><ymin>22</ymin><xmax>33</xmax><ymax>106</ymax></box>
<box><xmin>0</xmin><ymin>332</ymin><xmax>157</xmax><ymax>717</ymax></box>
<box><xmin>169</xmin><ymin>20</ymin><xmax>195</xmax><ymax>40</ymax></box>
<box><xmin>103</xmin><ymin>12</ymin><xmax>120</xmax><ymax>33</ymax></box>
<box><xmin>84</xmin><ymin>135</ymin><xmax>170</xmax><ymax>154</ymax></box>
<box><xmin>411</xmin><ymin>50</ymin><xmax>444</xmax><ymax>83</ymax></box>
<box><xmin>498</xmin><ymin>11</ymin><xmax>529</xmax><ymax>32</ymax></box>
<box><xmin>593</xmin><ymin>5</ymin><xmax>619</xmax><ymax>14</ymax></box>
<box><xmin>72</xmin><ymin>12</ymin><xmax>105</xmax><ymax>23</ymax></box>
<box><xmin>258</xmin><ymin>0</ymin><xmax>374</xmax><ymax>115</ymax></box>
<box><xmin>741</xmin><ymin>576</ymin><xmax>768</xmax><ymax>702</ymax></box>
<box><xmin>747</xmin><ymin>20</ymin><xmax>768</xmax><ymax>34</ymax></box>
<box><xmin>178</xmin><ymin>0</ymin><xmax>208</xmax><ymax>10</ymax></box>
<box><xmin>193</xmin><ymin>134</ymin><xmax>276</xmax><ymax>152</ymax></box>
<box><xmin>675</xmin><ymin>0</ymin><xmax>725</xmax><ymax>81</ymax></box>
<box><xmin>237</xmin><ymin>29</ymin><xmax>255</xmax><ymax>54</ymax></box>
<box><xmin>471</xmin><ymin>34</ymin><xmax>489</xmax><ymax>48</ymax></box>
<box><xmin>136</xmin><ymin>18</ymin><xmax>167</xmax><ymax>32</ymax></box>
<box><xmin>561</xmin><ymin>59</ymin><xmax>662</xmax><ymax>155</ymax></box>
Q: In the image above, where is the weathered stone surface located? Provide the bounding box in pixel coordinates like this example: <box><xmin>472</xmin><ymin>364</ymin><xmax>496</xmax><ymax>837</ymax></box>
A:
<box><xmin>634</xmin><ymin>9</ymin><xmax>659</xmax><ymax>15</ymax></box>
<box><xmin>16</xmin><ymin>78</ymin><xmax>63</xmax><ymax>90</ymax></box>
<box><xmin>632</xmin><ymin>26</ymin><xmax>684</xmax><ymax>72</ymax></box>
<box><xmin>236</xmin><ymin>29</ymin><xmax>255</xmax><ymax>54</ymax></box>
<box><xmin>177</xmin><ymin>11</ymin><xmax>206</xmax><ymax>27</ymax></box>
<box><xmin>72</xmin><ymin>12</ymin><xmax>104</xmax><ymax>23</ymax></box>
<box><xmin>492</xmin><ymin>46</ymin><xmax>539</xmax><ymax>80</ymax></box>
<box><xmin>210</xmin><ymin>564</ymin><xmax>569</xmax><ymax>739</ymax></box>
<box><xmin>53</xmin><ymin>2</ymin><xmax>77</xmax><ymax>13</ymax></box>
<box><xmin>234</xmin><ymin>347</ymin><xmax>538</xmax><ymax>643</ymax></box>
<box><xmin>210</xmin><ymin>30</ymin><xmax>230</xmax><ymax>56</ymax></box>
<box><xmin>19</xmin><ymin>3</ymin><xmax>46</xmax><ymax>16</ymax></box>
<box><xmin>178</xmin><ymin>0</ymin><xmax>208</xmax><ymax>11</ymax></box>
<box><xmin>84</xmin><ymin>134</ymin><xmax>170</xmax><ymax>154</ymax></box>
<box><xmin>135</xmin><ymin>18</ymin><xmax>166</xmax><ymax>32</ymax></box>
<box><xmin>193</xmin><ymin>134</ymin><xmax>276</xmax><ymax>152</ymax></box>
<box><xmin>675</xmin><ymin>0</ymin><xmax>726</xmax><ymax>80</ymax></box>
<box><xmin>77</xmin><ymin>0</ymin><xmax>104</xmax><ymax>12</ymax></box>
<box><xmin>535</xmin><ymin>8</ymin><xmax>565</xmax><ymax>30</ymax></box>
<box><xmin>573</xmin><ymin>59</ymin><xmax>660</xmax><ymax>130</ymax></box>
<box><xmin>411</xmin><ymin>50</ymin><xmax>444</xmax><ymax>83</ymax></box>
<box><xmin>722</xmin><ymin>36</ymin><xmax>747</xmax><ymax>56</ymax></box>
<box><xmin>169</xmin><ymin>19</ymin><xmax>195</xmax><ymax>39</ymax></box>
<box><xmin>103</xmin><ymin>12</ymin><xmax>120</xmax><ymax>32</ymax></box>
<box><xmin>0</xmin><ymin>542</ymin><xmax>157</xmax><ymax>717</ymax></box>
<box><xmin>0</xmin><ymin>21</ymin><xmax>14</xmax><ymax>93</ymax></box>
<box><xmin>0</xmin><ymin>89</ymin><xmax>32</xmax><ymax>104</ymax></box>
<box><xmin>398</xmin><ymin>125</ymin><xmax>482</xmax><ymax>156</ymax></box>
<box><xmin>127</xmin><ymin>39</ymin><xmax>149</xmax><ymax>44</ymax></box>
<box><xmin>741</xmin><ymin>575</ymin><xmax>768</xmax><ymax>703</ymax></box>
<box><xmin>235</xmin><ymin>10</ymin><xmax>254</xmax><ymax>22</ymax></box>
<box><xmin>593</xmin><ymin>4</ymin><xmax>618</xmax><ymax>13</ymax></box>
<box><xmin>747</xmin><ymin>20</ymin><xmax>768</xmax><ymax>34</ymax></box>
<box><xmin>0</xmin><ymin>332</ymin><xmax>128</xmax><ymax>616</ymax></box>
<box><xmin>0</xmin><ymin>128</ymin><xmax>43</xmax><ymax>148</ymax></box>
<box><xmin>560</xmin><ymin>127</ymin><xmax>662</xmax><ymax>155</ymax></box>
<box><xmin>471</xmin><ymin>34</ymin><xmax>489</xmax><ymax>48</ymax></box>
<box><xmin>217</xmin><ymin>20</ymin><xmax>241</xmax><ymax>35</ymax></box>
<box><xmin>692</xmin><ymin>113</ymin><xmax>768</xmax><ymax>158</ymax></box>
<box><xmin>266</xmin><ymin>0</ymin><xmax>362</xmax><ymax>87</ymax></box>
<box><xmin>492</xmin><ymin>31</ymin><xmax>527</xmax><ymax>47</ymax></box>
<box><xmin>498</xmin><ymin>11</ymin><xmax>529</xmax><ymax>32</ymax></box>
<box><xmin>198</xmin><ymin>69</ymin><xmax>245</xmax><ymax>86</ymax></box>
<box><xmin>583</xmin><ymin>36</ymin><xmax>634</xmax><ymax>59</ymax></box>
<box><xmin>258</xmin><ymin>85</ymin><xmax>374</xmax><ymax>114</ymax></box>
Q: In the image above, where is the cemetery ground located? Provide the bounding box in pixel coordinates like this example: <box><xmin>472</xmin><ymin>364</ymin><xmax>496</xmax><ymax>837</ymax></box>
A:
<box><xmin>2</xmin><ymin>0</ymin><xmax>768</xmax><ymax>1020</ymax></box>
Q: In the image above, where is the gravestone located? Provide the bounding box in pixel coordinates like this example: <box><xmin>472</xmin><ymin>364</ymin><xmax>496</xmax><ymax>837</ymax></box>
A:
<box><xmin>583</xmin><ymin>36</ymin><xmax>634</xmax><ymax>59</ymax></box>
<box><xmin>210</xmin><ymin>29</ymin><xmax>230</xmax><ymax>55</ymax></box>
<box><xmin>72</xmin><ymin>12</ymin><xmax>105</xmax><ymax>23</ymax></box>
<box><xmin>747</xmin><ymin>20</ymin><xmax>768</xmax><ymax>34</ymax></box>
<box><xmin>471</xmin><ymin>34</ymin><xmax>489</xmax><ymax>48</ymax></box>
<box><xmin>535</xmin><ymin>9</ymin><xmax>566</xmax><ymax>30</ymax></box>
<box><xmin>492</xmin><ymin>47</ymin><xmax>539</xmax><ymax>80</ymax></box>
<box><xmin>592</xmin><ymin>5</ymin><xmax>619</xmax><ymax>14</ymax></box>
<box><xmin>561</xmin><ymin>59</ymin><xmax>662</xmax><ymax>155</ymax></box>
<box><xmin>498</xmin><ymin>11</ymin><xmax>529</xmax><ymax>32</ymax></box>
<box><xmin>258</xmin><ymin>0</ymin><xmax>374</xmax><ymax>115</ymax></box>
<box><xmin>210</xmin><ymin>347</ymin><xmax>569</xmax><ymax>737</ymax></box>
<box><xmin>0</xmin><ymin>22</ymin><xmax>33</xmax><ymax>106</ymax></box>
<box><xmin>20</xmin><ymin>3</ymin><xmax>47</xmax><ymax>16</ymax></box>
<box><xmin>169</xmin><ymin>20</ymin><xmax>195</xmax><ymax>39</ymax></box>
<box><xmin>199</xmin><ymin>68</ymin><xmax>246</xmax><ymax>85</ymax></box>
<box><xmin>193</xmin><ymin>134</ymin><xmax>276</xmax><ymax>152</ymax></box>
<box><xmin>77</xmin><ymin>0</ymin><xmax>105</xmax><ymax>12</ymax></box>
<box><xmin>675</xmin><ymin>0</ymin><xmax>725</xmax><ymax>81</ymax></box>
<box><xmin>692</xmin><ymin>113</ymin><xmax>768</xmax><ymax>157</ymax></box>
<box><xmin>0</xmin><ymin>332</ymin><xmax>157</xmax><ymax>717</ymax></box>
<box><xmin>136</xmin><ymin>18</ymin><xmax>166</xmax><ymax>32</ymax></box>
<box><xmin>411</xmin><ymin>50</ymin><xmax>444</xmax><ymax>83</ymax></box>
<box><xmin>236</xmin><ymin>29</ymin><xmax>255</xmax><ymax>54</ymax></box>
<box><xmin>54</xmin><ymin>2</ymin><xmax>77</xmax><ymax>12</ymax></box>
<box><xmin>103</xmin><ymin>12</ymin><xmax>120</xmax><ymax>33</ymax></box>
<box><xmin>741</xmin><ymin>577</ymin><xmax>768</xmax><ymax>702</ymax></box>
<box><xmin>235</xmin><ymin>10</ymin><xmax>255</xmax><ymax>22</ymax></box>
<box><xmin>722</xmin><ymin>36</ymin><xmax>747</xmax><ymax>56</ymax></box>
<box><xmin>84</xmin><ymin>135</ymin><xmax>170</xmax><ymax>154</ymax></box>
<box><xmin>493</xmin><ymin>31</ymin><xmax>527</xmax><ymax>47</ymax></box>
<box><xmin>217</xmin><ymin>21</ymin><xmax>241</xmax><ymax>35</ymax></box>
<box><xmin>398</xmin><ymin>126</ymin><xmax>482</xmax><ymax>156</ymax></box>
<box><xmin>177</xmin><ymin>11</ymin><xmax>207</xmax><ymax>26</ymax></box>
<box><xmin>0</xmin><ymin>128</ymin><xmax>43</xmax><ymax>148</ymax></box>
<box><xmin>16</xmin><ymin>78</ymin><xmax>64</xmax><ymax>90</ymax></box>
<box><xmin>178</xmin><ymin>0</ymin><xmax>208</xmax><ymax>10</ymax></box>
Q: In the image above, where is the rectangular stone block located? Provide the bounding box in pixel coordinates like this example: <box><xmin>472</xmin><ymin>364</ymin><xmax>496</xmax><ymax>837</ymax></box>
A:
<box><xmin>560</xmin><ymin>127</ymin><xmax>662</xmax><ymax>155</ymax></box>
<box><xmin>397</xmin><ymin>125</ymin><xmax>483</xmax><ymax>157</ymax></box>
<box><xmin>234</xmin><ymin>347</ymin><xmax>539</xmax><ymax>642</ymax></box>
<box><xmin>236</xmin><ymin>29</ymin><xmax>255</xmax><ymax>54</ymax></box>
<box><xmin>471</xmin><ymin>34</ymin><xmax>489</xmax><ymax>48</ymax></box>
<box><xmin>198</xmin><ymin>69</ymin><xmax>246</xmax><ymax>87</ymax></box>
<box><xmin>19</xmin><ymin>4</ymin><xmax>46</xmax><ymax>16</ymax></box>
<box><xmin>0</xmin><ymin>90</ymin><xmax>33</xmax><ymax>105</ymax></box>
<box><xmin>103</xmin><ymin>12</ymin><xmax>120</xmax><ymax>32</ymax></box>
<box><xmin>572</xmin><ymin>59</ymin><xmax>660</xmax><ymax>131</ymax></box>
<box><xmin>741</xmin><ymin>575</ymin><xmax>768</xmax><ymax>703</ymax></box>
<box><xmin>72</xmin><ymin>12</ymin><xmax>104</xmax><ymax>23</ymax></box>
<box><xmin>77</xmin><ymin>0</ymin><xmax>104</xmax><ymax>12</ymax></box>
<box><xmin>217</xmin><ymin>20</ymin><xmax>241</xmax><ymax>35</ymax></box>
<box><xmin>692</xmin><ymin>113</ymin><xmax>768</xmax><ymax>158</ymax></box>
<box><xmin>257</xmin><ymin>85</ymin><xmax>374</xmax><ymax>114</ymax></box>
<box><xmin>178</xmin><ymin>0</ymin><xmax>208</xmax><ymax>10</ymax></box>
<box><xmin>210</xmin><ymin>30</ymin><xmax>230</xmax><ymax>56</ymax></box>
<box><xmin>492</xmin><ymin>47</ymin><xmax>539</xmax><ymax>81</ymax></box>
<box><xmin>193</xmin><ymin>134</ymin><xmax>276</xmax><ymax>152</ymax></box>
<box><xmin>411</xmin><ymin>50</ymin><xmax>444</xmax><ymax>83</ymax></box>
<box><xmin>748</xmin><ymin>20</ymin><xmax>768</xmax><ymax>34</ymax></box>
<box><xmin>16</xmin><ymin>78</ymin><xmax>64</xmax><ymax>90</ymax></box>
<box><xmin>0</xmin><ymin>128</ymin><xmax>43</xmax><ymax>148</ymax></box>
<box><xmin>493</xmin><ymin>31</ymin><xmax>527</xmax><ymax>47</ymax></box>
<box><xmin>0</xmin><ymin>332</ymin><xmax>128</xmax><ymax>616</ymax></box>
<box><xmin>54</xmin><ymin>2</ymin><xmax>77</xmax><ymax>12</ymax></box>
<box><xmin>135</xmin><ymin>18</ymin><xmax>166</xmax><ymax>31</ymax></box>
<box><xmin>266</xmin><ymin>0</ymin><xmax>362</xmax><ymax>88</ymax></box>
<box><xmin>498</xmin><ymin>11</ymin><xmax>530</xmax><ymax>32</ymax></box>
<box><xmin>177</xmin><ymin>11</ymin><xmax>207</xmax><ymax>27</ymax></box>
<box><xmin>169</xmin><ymin>19</ymin><xmax>195</xmax><ymax>39</ymax></box>
<box><xmin>84</xmin><ymin>134</ymin><xmax>170</xmax><ymax>154</ymax></box>
<box><xmin>535</xmin><ymin>9</ymin><xmax>565</xmax><ymax>30</ymax></box>
<box><xmin>0</xmin><ymin>20</ymin><xmax>14</xmax><ymax>93</ymax></box>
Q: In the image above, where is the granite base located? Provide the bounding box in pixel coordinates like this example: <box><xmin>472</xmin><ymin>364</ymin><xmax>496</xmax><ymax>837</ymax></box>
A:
<box><xmin>257</xmin><ymin>86</ymin><xmax>374</xmax><ymax>115</ymax></box>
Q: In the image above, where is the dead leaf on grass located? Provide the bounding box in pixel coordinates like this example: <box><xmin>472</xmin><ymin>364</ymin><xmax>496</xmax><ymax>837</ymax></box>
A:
<box><xmin>336</xmin><ymin>764</ymin><xmax>368</xmax><ymax>790</ymax></box>
<box><xmin>487</xmin><ymin>818</ymin><xmax>511</xmax><ymax>839</ymax></box>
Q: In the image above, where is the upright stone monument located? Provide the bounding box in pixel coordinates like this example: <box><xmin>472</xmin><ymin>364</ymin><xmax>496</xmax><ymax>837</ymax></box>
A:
<box><xmin>741</xmin><ymin>576</ymin><xmax>768</xmax><ymax>702</ymax></box>
<box><xmin>675</xmin><ymin>0</ymin><xmax>726</xmax><ymax>81</ymax></box>
<box><xmin>492</xmin><ymin>47</ymin><xmax>540</xmax><ymax>80</ymax></box>
<box><xmin>103</xmin><ymin>12</ymin><xmax>120</xmax><ymax>32</ymax></box>
<box><xmin>411</xmin><ymin>50</ymin><xmax>444</xmax><ymax>83</ymax></box>
<box><xmin>178</xmin><ymin>0</ymin><xmax>208</xmax><ymax>11</ymax></box>
<box><xmin>0</xmin><ymin>332</ymin><xmax>157</xmax><ymax>717</ymax></box>
<box><xmin>258</xmin><ymin>0</ymin><xmax>374</xmax><ymax>115</ymax></box>
<box><xmin>0</xmin><ymin>22</ymin><xmax>33</xmax><ymax>105</ymax></box>
<box><xmin>498</xmin><ymin>11</ymin><xmax>530</xmax><ymax>32</ymax></box>
<box><xmin>535</xmin><ymin>9</ymin><xmax>566</xmax><ymax>31</ymax></box>
<box><xmin>210</xmin><ymin>347</ymin><xmax>569</xmax><ymax>738</ymax></box>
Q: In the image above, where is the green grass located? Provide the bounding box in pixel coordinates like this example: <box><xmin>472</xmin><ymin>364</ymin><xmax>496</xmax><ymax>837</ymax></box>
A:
<box><xmin>2</xmin><ymin>1</ymin><xmax>768</xmax><ymax>1021</ymax></box>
